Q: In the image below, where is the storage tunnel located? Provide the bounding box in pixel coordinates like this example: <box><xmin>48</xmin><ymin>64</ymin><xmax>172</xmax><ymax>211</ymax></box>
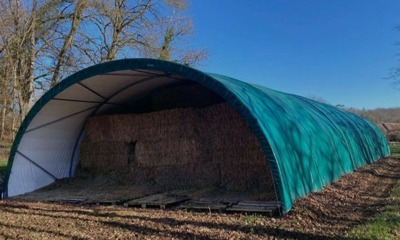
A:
<box><xmin>3</xmin><ymin>59</ymin><xmax>390</xmax><ymax>213</ymax></box>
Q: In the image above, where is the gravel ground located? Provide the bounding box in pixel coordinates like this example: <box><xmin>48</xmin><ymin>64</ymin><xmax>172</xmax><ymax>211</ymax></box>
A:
<box><xmin>0</xmin><ymin>157</ymin><xmax>398</xmax><ymax>239</ymax></box>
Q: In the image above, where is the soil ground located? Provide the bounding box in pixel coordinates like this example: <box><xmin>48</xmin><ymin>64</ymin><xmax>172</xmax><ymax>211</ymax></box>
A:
<box><xmin>0</xmin><ymin>157</ymin><xmax>398</xmax><ymax>239</ymax></box>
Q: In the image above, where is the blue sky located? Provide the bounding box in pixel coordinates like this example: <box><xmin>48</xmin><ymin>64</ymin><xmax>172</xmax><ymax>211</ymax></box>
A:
<box><xmin>188</xmin><ymin>1</ymin><xmax>400</xmax><ymax>109</ymax></box>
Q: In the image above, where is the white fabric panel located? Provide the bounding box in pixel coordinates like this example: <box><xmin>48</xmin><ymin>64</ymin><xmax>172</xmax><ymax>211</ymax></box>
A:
<box><xmin>9</xmin><ymin>110</ymin><xmax>92</xmax><ymax>196</ymax></box>
<box><xmin>55</xmin><ymin>84</ymin><xmax>104</xmax><ymax>102</ymax></box>
<box><xmin>81</xmin><ymin>72</ymin><xmax>152</xmax><ymax>98</ymax></box>
<box><xmin>27</xmin><ymin>100</ymin><xmax>98</xmax><ymax>131</ymax></box>
<box><xmin>19</xmin><ymin>110</ymin><xmax>91</xmax><ymax>180</ymax></box>
<box><xmin>7</xmin><ymin>154</ymin><xmax>56</xmax><ymax>196</ymax></box>
<box><xmin>109</xmin><ymin>76</ymin><xmax>180</xmax><ymax>104</ymax></box>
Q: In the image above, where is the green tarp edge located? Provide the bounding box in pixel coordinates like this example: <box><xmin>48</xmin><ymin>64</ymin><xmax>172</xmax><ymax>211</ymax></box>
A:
<box><xmin>3</xmin><ymin>59</ymin><xmax>390</xmax><ymax>214</ymax></box>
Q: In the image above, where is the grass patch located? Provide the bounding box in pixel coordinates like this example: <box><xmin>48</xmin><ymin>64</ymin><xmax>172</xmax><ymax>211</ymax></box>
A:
<box><xmin>0</xmin><ymin>160</ymin><xmax>7</xmax><ymax>175</ymax></box>
<box><xmin>0</xmin><ymin>140</ymin><xmax>10</xmax><ymax>176</ymax></box>
<box><xmin>349</xmin><ymin>178</ymin><xmax>400</xmax><ymax>239</ymax></box>
<box><xmin>0</xmin><ymin>140</ymin><xmax>12</xmax><ymax>149</ymax></box>
<box><xmin>390</xmin><ymin>142</ymin><xmax>400</xmax><ymax>158</ymax></box>
<box><xmin>243</xmin><ymin>214</ymin><xmax>264</xmax><ymax>225</ymax></box>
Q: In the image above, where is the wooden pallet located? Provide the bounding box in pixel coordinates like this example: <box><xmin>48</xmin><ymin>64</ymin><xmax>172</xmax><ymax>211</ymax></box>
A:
<box><xmin>179</xmin><ymin>199</ymin><xmax>229</xmax><ymax>212</ymax></box>
<box><xmin>123</xmin><ymin>193</ymin><xmax>189</xmax><ymax>209</ymax></box>
<box><xmin>226</xmin><ymin>200</ymin><xmax>281</xmax><ymax>215</ymax></box>
<box><xmin>95</xmin><ymin>198</ymin><xmax>135</xmax><ymax>206</ymax></box>
<box><xmin>235</xmin><ymin>200</ymin><xmax>281</xmax><ymax>207</ymax></box>
<box><xmin>48</xmin><ymin>197</ymin><xmax>89</xmax><ymax>204</ymax></box>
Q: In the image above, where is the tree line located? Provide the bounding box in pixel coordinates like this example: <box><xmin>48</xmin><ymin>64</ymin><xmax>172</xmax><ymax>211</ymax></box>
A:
<box><xmin>0</xmin><ymin>0</ymin><xmax>206</xmax><ymax>140</ymax></box>
<box><xmin>347</xmin><ymin>107</ymin><xmax>400</xmax><ymax>124</ymax></box>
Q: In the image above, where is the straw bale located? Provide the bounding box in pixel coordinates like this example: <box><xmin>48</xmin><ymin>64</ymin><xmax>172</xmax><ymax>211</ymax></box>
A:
<box><xmin>80</xmin><ymin>140</ymin><xmax>128</xmax><ymax>154</ymax></box>
<box><xmin>80</xmin><ymin>141</ymin><xmax>131</xmax><ymax>173</ymax></box>
<box><xmin>135</xmin><ymin>138</ymin><xmax>200</xmax><ymax>167</ymax></box>
<box><xmin>84</xmin><ymin>116</ymin><xmax>112</xmax><ymax>141</ymax></box>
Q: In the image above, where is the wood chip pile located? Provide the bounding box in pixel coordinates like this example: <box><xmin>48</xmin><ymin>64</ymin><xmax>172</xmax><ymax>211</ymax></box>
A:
<box><xmin>80</xmin><ymin>103</ymin><xmax>274</xmax><ymax>193</ymax></box>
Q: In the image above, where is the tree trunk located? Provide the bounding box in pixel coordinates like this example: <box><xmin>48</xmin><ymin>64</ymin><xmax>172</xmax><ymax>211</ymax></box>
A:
<box><xmin>104</xmin><ymin>0</ymin><xmax>124</xmax><ymax>62</ymax></box>
<box><xmin>50</xmin><ymin>0</ymin><xmax>86</xmax><ymax>87</ymax></box>
<box><xmin>0</xmin><ymin>98</ymin><xmax>7</xmax><ymax>140</ymax></box>
<box><xmin>11</xmin><ymin>110</ymin><xmax>16</xmax><ymax>140</ymax></box>
<box><xmin>159</xmin><ymin>27</ymin><xmax>173</xmax><ymax>60</ymax></box>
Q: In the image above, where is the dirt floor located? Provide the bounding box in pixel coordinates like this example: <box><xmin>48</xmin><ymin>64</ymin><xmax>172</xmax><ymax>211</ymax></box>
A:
<box><xmin>0</xmin><ymin>157</ymin><xmax>399</xmax><ymax>239</ymax></box>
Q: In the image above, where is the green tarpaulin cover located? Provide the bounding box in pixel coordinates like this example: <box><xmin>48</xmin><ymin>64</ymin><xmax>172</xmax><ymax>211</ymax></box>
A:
<box><xmin>4</xmin><ymin>59</ymin><xmax>390</xmax><ymax>213</ymax></box>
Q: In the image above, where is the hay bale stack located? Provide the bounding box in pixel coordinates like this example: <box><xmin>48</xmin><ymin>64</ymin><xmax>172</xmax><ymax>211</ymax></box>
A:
<box><xmin>80</xmin><ymin>107</ymin><xmax>205</xmax><ymax>188</ymax></box>
<box><xmin>79</xmin><ymin>102</ymin><xmax>274</xmax><ymax>193</ymax></box>
<box><xmin>200</xmin><ymin>103</ymin><xmax>273</xmax><ymax>192</ymax></box>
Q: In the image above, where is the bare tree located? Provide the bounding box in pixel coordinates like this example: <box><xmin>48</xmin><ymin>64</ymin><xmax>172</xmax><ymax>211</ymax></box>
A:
<box><xmin>83</xmin><ymin>0</ymin><xmax>152</xmax><ymax>63</ymax></box>
<box><xmin>0</xmin><ymin>0</ymin><xmax>207</xmax><ymax>140</ymax></box>
<box><xmin>391</xmin><ymin>25</ymin><xmax>400</xmax><ymax>87</ymax></box>
<box><xmin>139</xmin><ymin>0</ymin><xmax>207</xmax><ymax>65</ymax></box>
<box><xmin>48</xmin><ymin>0</ymin><xmax>88</xmax><ymax>87</ymax></box>
<box><xmin>0</xmin><ymin>0</ymin><xmax>37</xmax><ymax>119</ymax></box>
<box><xmin>34</xmin><ymin>0</ymin><xmax>92</xmax><ymax>87</ymax></box>
<box><xmin>0</xmin><ymin>4</ymin><xmax>12</xmax><ymax>138</ymax></box>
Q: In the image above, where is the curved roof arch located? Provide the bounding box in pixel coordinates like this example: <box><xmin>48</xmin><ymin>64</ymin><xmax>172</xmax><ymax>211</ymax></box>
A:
<box><xmin>4</xmin><ymin>58</ymin><xmax>390</xmax><ymax>213</ymax></box>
